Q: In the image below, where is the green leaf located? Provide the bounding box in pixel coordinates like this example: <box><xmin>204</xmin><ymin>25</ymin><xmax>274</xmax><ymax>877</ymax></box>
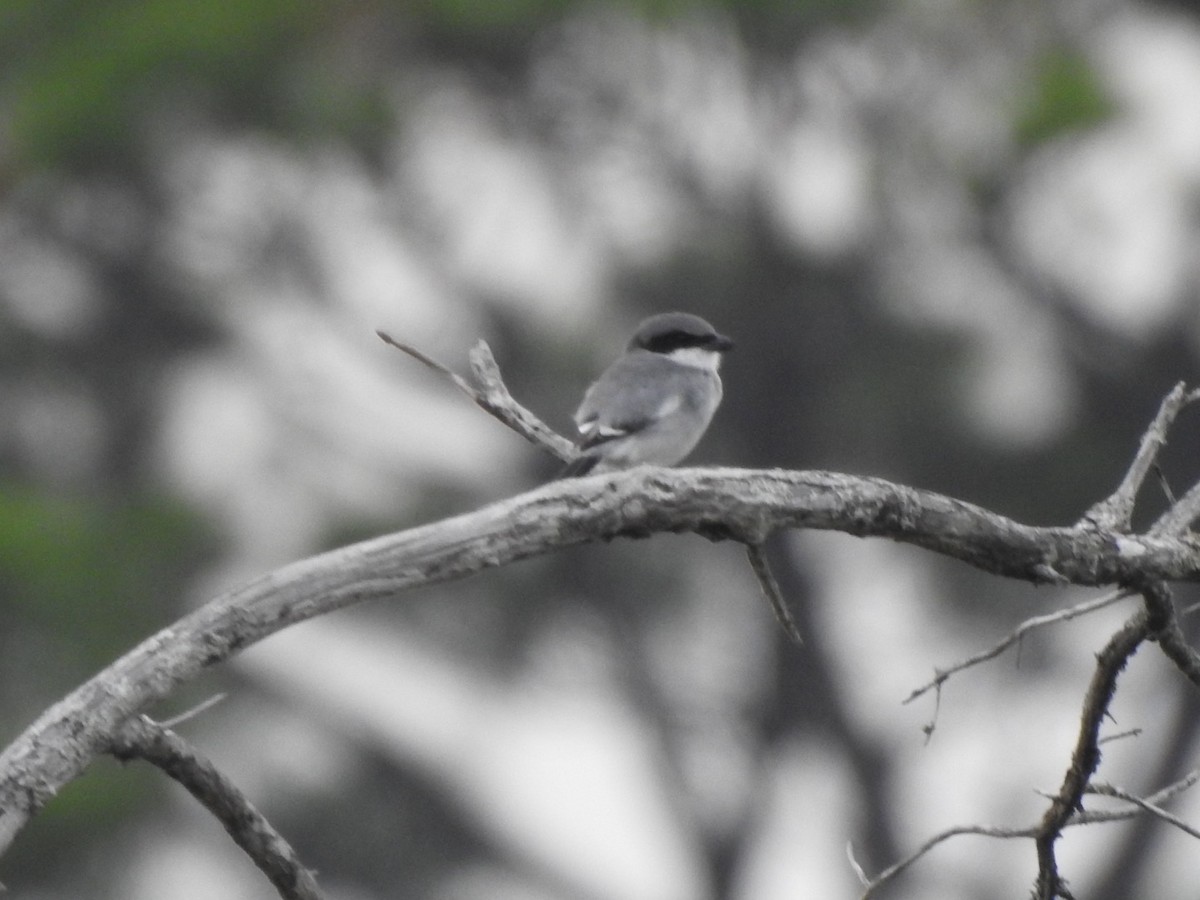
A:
<box><xmin>1016</xmin><ymin>50</ymin><xmax>1115</xmax><ymax>147</ymax></box>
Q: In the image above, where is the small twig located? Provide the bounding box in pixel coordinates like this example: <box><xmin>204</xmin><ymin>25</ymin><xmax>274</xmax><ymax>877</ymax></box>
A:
<box><xmin>1140</xmin><ymin>768</ymin><xmax>1200</xmax><ymax>804</ymax></box>
<box><xmin>1141</xmin><ymin>770</ymin><xmax>1200</xmax><ymax>810</ymax></box>
<box><xmin>159</xmin><ymin>693</ymin><xmax>227</xmax><ymax>730</ymax></box>
<box><xmin>745</xmin><ymin>542</ymin><xmax>803</xmax><ymax>645</ymax></box>
<box><xmin>852</xmin><ymin>822</ymin><xmax>1040</xmax><ymax>897</ymax></box>
<box><xmin>845</xmin><ymin>841</ymin><xmax>869</xmax><ymax>885</ymax></box>
<box><xmin>377</xmin><ymin>330</ymin><xmax>575</xmax><ymax>462</ymax></box>
<box><xmin>1040</xmin><ymin>775</ymin><xmax>1200</xmax><ymax>826</ymax></box>
<box><xmin>1097</xmin><ymin>727</ymin><xmax>1141</xmax><ymax>746</ymax></box>
<box><xmin>1153</xmin><ymin>463</ymin><xmax>1178</xmax><ymax>506</ymax></box>
<box><xmin>375</xmin><ymin>331</ymin><xmax>469</xmax><ymax>386</ymax></box>
<box><xmin>1086</xmin><ymin>780</ymin><xmax>1200</xmax><ymax>841</ymax></box>
<box><xmin>110</xmin><ymin>715</ymin><xmax>324</xmax><ymax>900</ymax></box>
<box><xmin>919</xmin><ymin>680</ymin><xmax>943</xmax><ymax>743</ymax></box>
<box><xmin>905</xmin><ymin>588</ymin><xmax>1133</xmax><ymax>704</ymax></box>
<box><xmin>1081</xmin><ymin>382</ymin><xmax>1191</xmax><ymax>531</ymax></box>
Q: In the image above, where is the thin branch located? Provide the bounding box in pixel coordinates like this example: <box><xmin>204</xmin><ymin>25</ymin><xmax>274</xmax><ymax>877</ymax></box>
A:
<box><xmin>1097</xmin><ymin>727</ymin><xmax>1141</xmax><ymax>746</ymax></box>
<box><xmin>375</xmin><ymin>330</ymin><xmax>470</xmax><ymax>387</ymax></box>
<box><xmin>377</xmin><ymin>330</ymin><xmax>574</xmax><ymax>462</ymax></box>
<box><xmin>1140</xmin><ymin>768</ymin><xmax>1200</xmax><ymax>804</ymax></box>
<box><xmin>1153</xmin><ymin>463</ymin><xmax>1178</xmax><ymax>506</ymax></box>
<box><xmin>918</xmin><ymin>681</ymin><xmax>943</xmax><ymax>744</ymax></box>
<box><xmin>1033</xmin><ymin>610</ymin><xmax>1150</xmax><ymax>900</ymax></box>
<box><xmin>159</xmin><ymin>693</ymin><xmax>227</xmax><ymax>730</ymax></box>
<box><xmin>1067</xmin><ymin>770</ymin><xmax>1200</xmax><ymax>827</ymax></box>
<box><xmin>905</xmin><ymin>588</ymin><xmax>1134</xmax><ymax>705</ymax></box>
<box><xmin>1086</xmin><ymin>780</ymin><xmax>1200</xmax><ymax>841</ymax></box>
<box><xmin>852</xmin><ymin>822</ymin><xmax>1040</xmax><ymax>898</ymax></box>
<box><xmin>745</xmin><ymin>542</ymin><xmax>803</xmax><ymax>644</ymax></box>
<box><xmin>1081</xmin><ymin>382</ymin><xmax>1191</xmax><ymax>531</ymax></box>
<box><xmin>110</xmin><ymin>715</ymin><xmax>323</xmax><ymax>900</ymax></box>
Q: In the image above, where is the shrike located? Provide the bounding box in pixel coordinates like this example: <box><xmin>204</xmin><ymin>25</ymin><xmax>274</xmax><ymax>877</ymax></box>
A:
<box><xmin>559</xmin><ymin>312</ymin><xmax>734</xmax><ymax>478</ymax></box>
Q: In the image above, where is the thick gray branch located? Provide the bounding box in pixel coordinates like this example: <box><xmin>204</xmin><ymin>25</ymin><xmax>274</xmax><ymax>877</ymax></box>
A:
<box><xmin>3</xmin><ymin>465</ymin><xmax>1200</xmax><ymax>854</ymax></box>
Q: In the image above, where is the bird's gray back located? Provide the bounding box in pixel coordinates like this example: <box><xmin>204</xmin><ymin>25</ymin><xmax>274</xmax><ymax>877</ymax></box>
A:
<box><xmin>574</xmin><ymin>350</ymin><xmax>721</xmax><ymax>436</ymax></box>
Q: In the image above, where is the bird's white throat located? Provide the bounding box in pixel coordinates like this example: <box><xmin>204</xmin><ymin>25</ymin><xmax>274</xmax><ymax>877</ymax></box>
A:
<box><xmin>666</xmin><ymin>346</ymin><xmax>723</xmax><ymax>371</ymax></box>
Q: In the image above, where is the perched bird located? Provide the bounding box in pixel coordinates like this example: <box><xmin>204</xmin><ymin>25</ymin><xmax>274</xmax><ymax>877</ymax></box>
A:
<box><xmin>559</xmin><ymin>312</ymin><xmax>734</xmax><ymax>478</ymax></box>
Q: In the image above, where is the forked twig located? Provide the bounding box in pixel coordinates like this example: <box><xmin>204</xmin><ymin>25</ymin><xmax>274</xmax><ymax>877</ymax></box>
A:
<box><xmin>856</xmin><ymin>383</ymin><xmax>1200</xmax><ymax>896</ymax></box>
<box><xmin>905</xmin><ymin>588</ymin><xmax>1134</xmax><ymax>705</ymax></box>
<box><xmin>377</xmin><ymin>330</ymin><xmax>575</xmax><ymax>462</ymax></box>
<box><xmin>1086</xmin><ymin>778</ymin><xmax>1200</xmax><ymax>840</ymax></box>
<box><xmin>851</xmin><ymin>769</ymin><xmax>1200</xmax><ymax>898</ymax></box>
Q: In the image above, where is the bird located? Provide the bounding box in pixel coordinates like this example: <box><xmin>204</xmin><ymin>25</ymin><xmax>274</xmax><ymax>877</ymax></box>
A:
<box><xmin>558</xmin><ymin>312</ymin><xmax>734</xmax><ymax>478</ymax></box>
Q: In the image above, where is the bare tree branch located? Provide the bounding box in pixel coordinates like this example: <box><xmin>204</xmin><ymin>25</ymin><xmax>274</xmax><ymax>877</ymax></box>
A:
<box><xmin>110</xmin><ymin>715</ymin><xmax>324</xmax><ymax>900</ymax></box>
<box><xmin>5</xmin><ymin>465</ymin><xmax>1200</xmax><ymax>855</ymax></box>
<box><xmin>834</xmin><ymin>383</ymin><xmax>1200</xmax><ymax>896</ymax></box>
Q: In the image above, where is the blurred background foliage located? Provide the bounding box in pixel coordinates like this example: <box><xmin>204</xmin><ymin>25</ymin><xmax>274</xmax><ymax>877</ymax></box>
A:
<box><xmin>3</xmin><ymin>1</ymin><xmax>1200</xmax><ymax>898</ymax></box>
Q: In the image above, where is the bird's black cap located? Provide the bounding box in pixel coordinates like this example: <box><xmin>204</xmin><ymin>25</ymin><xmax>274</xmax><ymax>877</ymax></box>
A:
<box><xmin>628</xmin><ymin>312</ymin><xmax>734</xmax><ymax>355</ymax></box>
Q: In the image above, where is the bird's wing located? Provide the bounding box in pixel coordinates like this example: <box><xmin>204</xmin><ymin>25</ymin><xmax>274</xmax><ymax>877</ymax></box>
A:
<box><xmin>573</xmin><ymin>352</ymin><xmax>686</xmax><ymax>449</ymax></box>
